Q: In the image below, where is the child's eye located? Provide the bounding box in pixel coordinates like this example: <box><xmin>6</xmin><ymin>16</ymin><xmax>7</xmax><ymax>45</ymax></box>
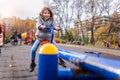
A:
<box><xmin>44</xmin><ymin>12</ymin><xmax>49</xmax><ymax>14</ymax></box>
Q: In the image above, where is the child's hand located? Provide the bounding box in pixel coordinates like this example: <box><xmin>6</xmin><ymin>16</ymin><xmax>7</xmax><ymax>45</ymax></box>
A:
<box><xmin>55</xmin><ymin>26</ymin><xmax>60</xmax><ymax>31</ymax></box>
<box><xmin>41</xmin><ymin>25</ymin><xmax>46</xmax><ymax>29</ymax></box>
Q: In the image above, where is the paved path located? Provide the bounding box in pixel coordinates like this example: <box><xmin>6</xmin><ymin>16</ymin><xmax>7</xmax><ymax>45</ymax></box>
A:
<box><xmin>58</xmin><ymin>44</ymin><xmax>120</xmax><ymax>56</ymax></box>
<box><xmin>0</xmin><ymin>44</ymin><xmax>37</xmax><ymax>80</ymax></box>
<box><xmin>0</xmin><ymin>43</ymin><xmax>77</xmax><ymax>80</ymax></box>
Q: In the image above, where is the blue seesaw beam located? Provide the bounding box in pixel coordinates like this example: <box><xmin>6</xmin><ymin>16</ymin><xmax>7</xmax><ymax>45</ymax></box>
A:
<box><xmin>58</xmin><ymin>48</ymin><xmax>120</xmax><ymax>80</ymax></box>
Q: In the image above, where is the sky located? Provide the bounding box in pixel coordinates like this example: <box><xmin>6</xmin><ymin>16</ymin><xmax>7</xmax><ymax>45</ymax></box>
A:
<box><xmin>0</xmin><ymin>0</ymin><xmax>46</xmax><ymax>19</ymax></box>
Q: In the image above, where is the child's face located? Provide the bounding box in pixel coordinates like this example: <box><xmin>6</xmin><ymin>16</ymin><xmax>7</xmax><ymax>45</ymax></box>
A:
<box><xmin>43</xmin><ymin>10</ymin><xmax>50</xmax><ymax>20</ymax></box>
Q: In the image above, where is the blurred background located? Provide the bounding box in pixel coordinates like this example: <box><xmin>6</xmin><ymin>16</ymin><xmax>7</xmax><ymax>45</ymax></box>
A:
<box><xmin>0</xmin><ymin>0</ymin><xmax>120</xmax><ymax>48</ymax></box>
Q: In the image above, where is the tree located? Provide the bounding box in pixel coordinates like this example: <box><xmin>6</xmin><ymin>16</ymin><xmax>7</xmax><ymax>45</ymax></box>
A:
<box><xmin>103</xmin><ymin>0</ymin><xmax>120</xmax><ymax>40</ymax></box>
<box><xmin>46</xmin><ymin>0</ymin><xmax>75</xmax><ymax>41</ymax></box>
<box><xmin>84</xmin><ymin>0</ymin><xmax>104</xmax><ymax>45</ymax></box>
<box><xmin>73</xmin><ymin>0</ymin><xmax>85</xmax><ymax>41</ymax></box>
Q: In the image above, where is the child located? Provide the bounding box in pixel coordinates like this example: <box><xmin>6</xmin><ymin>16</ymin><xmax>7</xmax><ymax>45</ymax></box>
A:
<box><xmin>30</xmin><ymin>7</ymin><xmax>66</xmax><ymax>72</ymax></box>
<box><xmin>106</xmin><ymin>41</ymin><xmax>110</xmax><ymax>48</ymax></box>
<box><xmin>118</xmin><ymin>42</ymin><xmax>120</xmax><ymax>48</ymax></box>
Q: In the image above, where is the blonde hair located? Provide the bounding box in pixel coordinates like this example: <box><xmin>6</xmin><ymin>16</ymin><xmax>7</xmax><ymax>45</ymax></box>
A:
<box><xmin>39</xmin><ymin>7</ymin><xmax>54</xmax><ymax>21</ymax></box>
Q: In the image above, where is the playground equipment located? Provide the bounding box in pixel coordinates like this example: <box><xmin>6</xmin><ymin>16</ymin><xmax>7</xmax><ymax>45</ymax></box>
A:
<box><xmin>58</xmin><ymin>49</ymin><xmax>120</xmax><ymax>80</ymax></box>
<box><xmin>22</xmin><ymin>30</ymin><xmax>36</xmax><ymax>45</ymax></box>
<box><xmin>37</xmin><ymin>27</ymin><xmax>120</xmax><ymax>80</ymax></box>
<box><xmin>38</xmin><ymin>43</ymin><xmax>73</xmax><ymax>80</ymax></box>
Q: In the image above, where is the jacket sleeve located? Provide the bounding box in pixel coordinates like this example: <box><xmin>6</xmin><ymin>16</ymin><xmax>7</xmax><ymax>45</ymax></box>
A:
<box><xmin>36</xmin><ymin>17</ymin><xmax>43</xmax><ymax>30</ymax></box>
